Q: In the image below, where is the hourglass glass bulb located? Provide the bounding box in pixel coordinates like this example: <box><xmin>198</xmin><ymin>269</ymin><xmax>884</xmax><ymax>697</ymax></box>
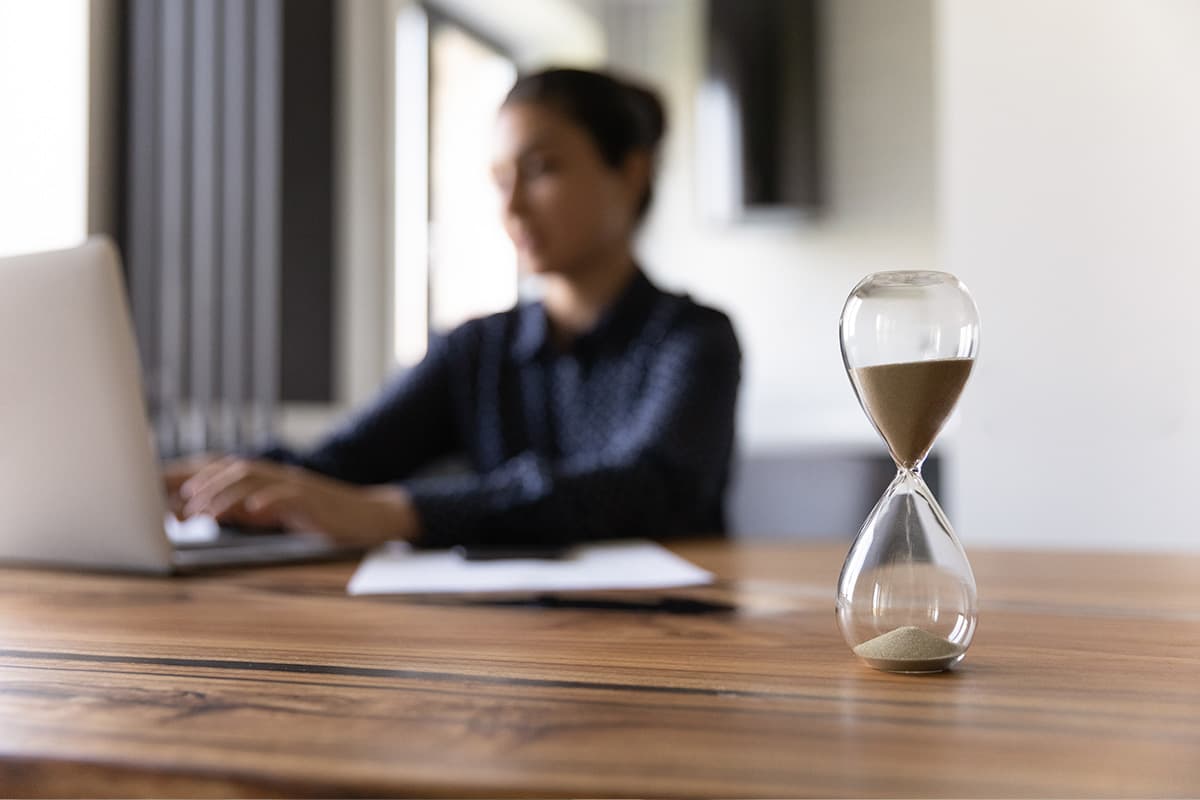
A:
<box><xmin>836</xmin><ymin>271</ymin><xmax>980</xmax><ymax>673</ymax></box>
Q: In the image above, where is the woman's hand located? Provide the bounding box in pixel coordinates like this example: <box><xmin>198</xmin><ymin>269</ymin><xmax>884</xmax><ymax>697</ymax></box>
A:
<box><xmin>171</xmin><ymin>457</ymin><xmax>420</xmax><ymax>548</ymax></box>
<box><xmin>164</xmin><ymin>454</ymin><xmax>223</xmax><ymax>520</ymax></box>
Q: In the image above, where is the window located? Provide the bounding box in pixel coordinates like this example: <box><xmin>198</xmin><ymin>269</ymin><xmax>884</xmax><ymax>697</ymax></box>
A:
<box><xmin>0</xmin><ymin>0</ymin><xmax>89</xmax><ymax>257</ymax></box>
<box><xmin>393</xmin><ymin>6</ymin><xmax>517</xmax><ymax>367</ymax></box>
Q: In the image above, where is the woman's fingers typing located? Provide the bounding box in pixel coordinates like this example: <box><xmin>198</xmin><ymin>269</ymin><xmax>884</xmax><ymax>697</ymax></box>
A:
<box><xmin>180</xmin><ymin>459</ymin><xmax>295</xmax><ymax>520</ymax></box>
<box><xmin>164</xmin><ymin>457</ymin><xmax>217</xmax><ymax>520</ymax></box>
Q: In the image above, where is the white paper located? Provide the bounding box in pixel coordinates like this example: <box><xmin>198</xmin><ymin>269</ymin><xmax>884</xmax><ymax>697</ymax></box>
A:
<box><xmin>346</xmin><ymin>539</ymin><xmax>714</xmax><ymax>596</ymax></box>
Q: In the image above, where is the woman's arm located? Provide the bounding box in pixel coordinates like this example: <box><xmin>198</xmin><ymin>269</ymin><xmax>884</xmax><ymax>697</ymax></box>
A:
<box><xmin>175</xmin><ymin>458</ymin><xmax>421</xmax><ymax>545</ymax></box>
<box><xmin>166</xmin><ymin>333</ymin><xmax>463</xmax><ymax>543</ymax></box>
<box><xmin>263</xmin><ymin>333</ymin><xmax>461</xmax><ymax>485</ymax></box>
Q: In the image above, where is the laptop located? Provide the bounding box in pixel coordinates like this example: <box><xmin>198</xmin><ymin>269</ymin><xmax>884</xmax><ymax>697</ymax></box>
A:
<box><xmin>0</xmin><ymin>237</ymin><xmax>351</xmax><ymax>573</ymax></box>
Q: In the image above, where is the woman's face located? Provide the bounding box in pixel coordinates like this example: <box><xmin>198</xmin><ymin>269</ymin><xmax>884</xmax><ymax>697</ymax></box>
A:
<box><xmin>491</xmin><ymin>102</ymin><xmax>645</xmax><ymax>277</ymax></box>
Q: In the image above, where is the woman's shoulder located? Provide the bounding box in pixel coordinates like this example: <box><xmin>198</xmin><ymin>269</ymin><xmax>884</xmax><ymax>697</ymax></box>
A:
<box><xmin>672</xmin><ymin>294</ymin><xmax>737</xmax><ymax>334</ymax></box>
<box><xmin>649</xmin><ymin>283</ymin><xmax>741</xmax><ymax>356</ymax></box>
<box><xmin>433</xmin><ymin>306</ymin><xmax>525</xmax><ymax>351</ymax></box>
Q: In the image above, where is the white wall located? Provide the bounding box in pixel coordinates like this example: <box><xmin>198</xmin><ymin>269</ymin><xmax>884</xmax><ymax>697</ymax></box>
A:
<box><xmin>939</xmin><ymin>0</ymin><xmax>1200</xmax><ymax>550</ymax></box>
<box><xmin>434</xmin><ymin>0</ymin><xmax>603</xmax><ymax>65</ymax></box>
<box><xmin>0</xmin><ymin>0</ymin><xmax>89</xmax><ymax>257</ymax></box>
<box><xmin>601</xmin><ymin>0</ymin><xmax>938</xmax><ymax>451</ymax></box>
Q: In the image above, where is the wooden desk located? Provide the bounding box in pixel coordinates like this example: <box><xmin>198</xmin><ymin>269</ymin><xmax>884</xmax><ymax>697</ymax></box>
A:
<box><xmin>1</xmin><ymin>541</ymin><xmax>1198</xmax><ymax>797</ymax></box>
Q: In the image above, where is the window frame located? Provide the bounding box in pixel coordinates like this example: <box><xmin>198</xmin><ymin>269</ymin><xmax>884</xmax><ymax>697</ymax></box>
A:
<box><xmin>391</xmin><ymin>2</ymin><xmax>518</xmax><ymax>368</ymax></box>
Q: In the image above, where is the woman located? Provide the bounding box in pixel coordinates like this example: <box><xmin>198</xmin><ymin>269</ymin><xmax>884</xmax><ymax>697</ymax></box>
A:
<box><xmin>169</xmin><ymin>68</ymin><xmax>741</xmax><ymax>549</ymax></box>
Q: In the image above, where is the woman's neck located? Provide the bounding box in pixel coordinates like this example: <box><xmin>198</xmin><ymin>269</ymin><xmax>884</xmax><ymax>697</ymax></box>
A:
<box><xmin>542</xmin><ymin>245</ymin><xmax>638</xmax><ymax>348</ymax></box>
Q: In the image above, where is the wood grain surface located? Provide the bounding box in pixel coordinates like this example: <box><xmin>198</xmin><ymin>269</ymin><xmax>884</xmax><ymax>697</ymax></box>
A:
<box><xmin>0</xmin><ymin>540</ymin><xmax>1198</xmax><ymax>798</ymax></box>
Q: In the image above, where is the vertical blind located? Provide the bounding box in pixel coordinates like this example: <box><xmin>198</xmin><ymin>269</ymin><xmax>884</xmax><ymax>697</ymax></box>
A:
<box><xmin>124</xmin><ymin>0</ymin><xmax>281</xmax><ymax>459</ymax></box>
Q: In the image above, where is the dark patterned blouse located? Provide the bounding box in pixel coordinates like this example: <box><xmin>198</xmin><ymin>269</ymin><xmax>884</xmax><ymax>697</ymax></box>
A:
<box><xmin>266</xmin><ymin>269</ymin><xmax>741</xmax><ymax>548</ymax></box>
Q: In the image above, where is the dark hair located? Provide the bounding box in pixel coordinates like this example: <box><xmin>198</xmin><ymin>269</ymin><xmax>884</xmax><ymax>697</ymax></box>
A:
<box><xmin>503</xmin><ymin>68</ymin><xmax>667</xmax><ymax>220</ymax></box>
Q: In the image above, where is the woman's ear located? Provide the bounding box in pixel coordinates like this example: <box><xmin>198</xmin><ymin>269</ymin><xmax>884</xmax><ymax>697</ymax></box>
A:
<box><xmin>620</xmin><ymin>150</ymin><xmax>653</xmax><ymax>213</ymax></box>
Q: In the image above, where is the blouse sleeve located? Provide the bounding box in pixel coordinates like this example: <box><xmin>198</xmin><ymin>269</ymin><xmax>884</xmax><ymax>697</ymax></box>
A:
<box><xmin>259</xmin><ymin>333</ymin><xmax>460</xmax><ymax>485</ymax></box>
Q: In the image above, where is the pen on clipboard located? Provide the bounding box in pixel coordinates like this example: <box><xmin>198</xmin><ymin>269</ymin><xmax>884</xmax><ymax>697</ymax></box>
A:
<box><xmin>452</xmin><ymin>545</ymin><xmax>573</xmax><ymax>561</ymax></box>
<box><xmin>461</xmin><ymin>593</ymin><xmax>735</xmax><ymax>615</ymax></box>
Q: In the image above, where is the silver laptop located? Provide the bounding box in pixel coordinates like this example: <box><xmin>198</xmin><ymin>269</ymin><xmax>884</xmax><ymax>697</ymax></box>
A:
<box><xmin>0</xmin><ymin>237</ymin><xmax>349</xmax><ymax>573</ymax></box>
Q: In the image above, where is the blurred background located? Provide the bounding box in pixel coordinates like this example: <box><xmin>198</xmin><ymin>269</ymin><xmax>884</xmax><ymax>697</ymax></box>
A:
<box><xmin>1</xmin><ymin>0</ymin><xmax>1197</xmax><ymax>551</ymax></box>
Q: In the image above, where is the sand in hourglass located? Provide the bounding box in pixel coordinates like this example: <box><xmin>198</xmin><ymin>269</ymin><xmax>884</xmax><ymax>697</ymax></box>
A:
<box><xmin>852</xmin><ymin>357</ymin><xmax>974</xmax><ymax>470</ymax></box>
<box><xmin>853</xmin><ymin>625</ymin><xmax>965</xmax><ymax>672</ymax></box>
<box><xmin>850</xmin><ymin>356</ymin><xmax>974</xmax><ymax>670</ymax></box>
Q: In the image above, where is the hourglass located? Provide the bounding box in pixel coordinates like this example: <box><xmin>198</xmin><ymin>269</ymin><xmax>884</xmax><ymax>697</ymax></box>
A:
<box><xmin>837</xmin><ymin>271</ymin><xmax>979</xmax><ymax>673</ymax></box>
